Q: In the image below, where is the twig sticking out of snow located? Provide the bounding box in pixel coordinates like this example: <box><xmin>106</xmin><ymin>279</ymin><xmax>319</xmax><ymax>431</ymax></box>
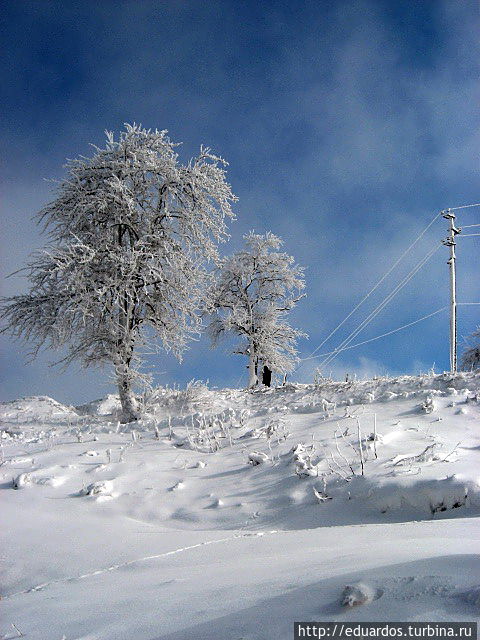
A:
<box><xmin>356</xmin><ymin>418</ymin><xmax>365</xmax><ymax>476</ymax></box>
<box><xmin>392</xmin><ymin>443</ymin><xmax>440</xmax><ymax>467</ymax></box>
<box><xmin>334</xmin><ymin>429</ymin><xmax>355</xmax><ymax>476</ymax></box>
<box><xmin>327</xmin><ymin>453</ymin><xmax>352</xmax><ymax>482</ymax></box>
<box><xmin>439</xmin><ymin>441</ymin><xmax>462</xmax><ymax>463</ymax></box>
<box><xmin>3</xmin><ymin>623</ymin><xmax>25</xmax><ymax>638</ymax></box>
<box><xmin>313</xmin><ymin>486</ymin><xmax>332</xmax><ymax>503</ymax></box>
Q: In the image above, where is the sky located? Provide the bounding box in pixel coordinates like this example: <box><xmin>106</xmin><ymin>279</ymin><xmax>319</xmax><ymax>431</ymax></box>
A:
<box><xmin>1</xmin><ymin>0</ymin><xmax>479</xmax><ymax>404</ymax></box>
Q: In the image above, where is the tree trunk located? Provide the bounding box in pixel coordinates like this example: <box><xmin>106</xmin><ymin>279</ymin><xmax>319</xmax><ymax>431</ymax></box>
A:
<box><xmin>247</xmin><ymin>344</ymin><xmax>258</xmax><ymax>389</ymax></box>
<box><xmin>116</xmin><ymin>363</ymin><xmax>138</xmax><ymax>423</ymax></box>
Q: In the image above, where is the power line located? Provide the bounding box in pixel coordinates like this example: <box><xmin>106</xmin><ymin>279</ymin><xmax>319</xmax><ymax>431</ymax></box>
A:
<box><xmin>318</xmin><ymin>243</ymin><xmax>442</xmax><ymax>370</ymax></box>
<box><xmin>319</xmin><ymin>242</ymin><xmax>441</xmax><ymax>367</ymax></box>
<box><xmin>301</xmin><ymin>307</ymin><xmax>447</xmax><ymax>360</ymax></box>
<box><xmin>449</xmin><ymin>203</ymin><xmax>480</xmax><ymax>211</ymax></box>
<box><xmin>303</xmin><ymin>211</ymin><xmax>442</xmax><ymax>361</ymax></box>
<box><xmin>295</xmin><ymin>202</ymin><xmax>478</xmax><ymax>376</ymax></box>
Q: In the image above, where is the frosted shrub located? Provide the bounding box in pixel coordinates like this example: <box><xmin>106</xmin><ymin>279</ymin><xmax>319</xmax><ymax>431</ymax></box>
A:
<box><xmin>421</xmin><ymin>397</ymin><xmax>435</xmax><ymax>414</ymax></box>
<box><xmin>12</xmin><ymin>473</ymin><xmax>32</xmax><ymax>489</ymax></box>
<box><xmin>291</xmin><ymin>442</ymin><xmax>318</xmax><ymax>477</ymax></box>
<box><xmin>295</xmin><ymin>457</ymin><xmax>318</xmax><ymax>477</ymax></box>
<box><xmin>248</xmin><ymin>451</ymin><xmax>269</xmax><ymax>465</ymax></box>
<box><xmin>81</xmin><ymin>481</ymin><xmax>113</xmax><ymax>497</ymax></box>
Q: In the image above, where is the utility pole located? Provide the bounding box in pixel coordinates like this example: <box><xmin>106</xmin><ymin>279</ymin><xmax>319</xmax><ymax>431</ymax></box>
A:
<box><xmin>442</xmin><ymin>209</ymin><xmax>461</xmax><ymax>373</ymax></box>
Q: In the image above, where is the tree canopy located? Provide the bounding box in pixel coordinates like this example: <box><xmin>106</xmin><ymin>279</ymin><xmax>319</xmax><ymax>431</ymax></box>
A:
<box><xmin>1</xmin><ymin>124</ymin><xmax>237</xmax><ymax>421</ymax></box>
<box><xmin>209</xmin><ymin>231</ymin><xmax>306</xmax><ymax>388</ymax></box>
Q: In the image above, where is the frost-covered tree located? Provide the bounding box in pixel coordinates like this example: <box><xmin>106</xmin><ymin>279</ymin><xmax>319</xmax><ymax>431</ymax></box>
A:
<box><xmin>209</xmin><ymin>231</ymin><xmax>306</xmax><ymax>388</ymax></box>
<box><xmin>1</xmin><ymin>124</ymin><xmax>236</xmax><ymax>422</ymax></box>
<box><xmin>461</xmin><ymin>327</ymin><xmax>480</xmax><ymax>370</ymax></box>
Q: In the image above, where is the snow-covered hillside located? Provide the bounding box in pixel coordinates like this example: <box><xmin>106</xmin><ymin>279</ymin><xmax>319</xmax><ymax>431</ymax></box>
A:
<box><xmin>1</xmin><ymin>373</ymin><xmax>479</xmax><ymax>639</ymax></box>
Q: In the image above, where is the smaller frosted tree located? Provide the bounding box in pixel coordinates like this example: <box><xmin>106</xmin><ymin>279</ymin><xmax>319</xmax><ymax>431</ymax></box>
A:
<box><xmin>209</xmin><ymin>231</ymin><xmax>306</xmax><ymax>388</ymax></box>
<box><xmin>461</xmin><ymin>327</ymin><xmax>480</xmax><ymax>370</ymax></box>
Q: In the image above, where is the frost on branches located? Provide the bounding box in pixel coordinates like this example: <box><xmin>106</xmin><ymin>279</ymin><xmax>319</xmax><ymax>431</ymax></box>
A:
<box><xmin>209</xmin><ymin>232</ymin><xmax>306</xmax><ymax>388</ymax></box>
<box><xmin>1</xmin><ymin>124</ymin><xmax>237</xmax><ymax>422</ymax></box>
<box><xmin>461</xmin><ymin>327</ymin><xmax>480</xmax><ymax>371</ymax></box>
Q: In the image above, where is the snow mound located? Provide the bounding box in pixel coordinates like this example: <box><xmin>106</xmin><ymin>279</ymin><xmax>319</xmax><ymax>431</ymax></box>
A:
<box><xmin>76</xmin><ymin>394</ymin><xmax>122</xmax><ymax>417</ymax></box>
<box><xmin>35</xmin><ymin>476</ymin><xmax>66</xmax><ymax>488</ymax></box>
<box><xmin>1</xmin><ymin>372</ymin><xmax>480</xmax><ymax>639</ymax></box>
<box><xmin>12</xmin><ymin>472</ymin><xmax>32</xmax><ymax>489</ymax></box>
<box><xmin>341</xmin><ymin>582</ymin><xmax>376</xmax><ymax>606</ymax></box>
<box><xmin>462</xmin><ymin>585</ymin><xmax>480</xmax><ymax>607</ymax></box>
<box><xmin>248</xmin><ymin>451</ymin><xmax>269</xmax><ymax>465</ymax></box>
<box><xmin>80</xmin><ymin>480</ymin><xmax>114</xmax><ymax>500</ymax></box>
<box><xmin>0</xmin><ymin>396</ymin><xmax>77</xmax><ymax>423</ymax></box>
<box><xmin>370</xmin><ymin>475</ymin><xmax>479</xmax><ymax>517</ymax></box>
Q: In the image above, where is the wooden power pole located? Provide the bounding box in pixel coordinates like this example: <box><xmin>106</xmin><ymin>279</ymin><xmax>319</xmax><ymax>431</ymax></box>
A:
<box><xmin>442</xmin><ymin>209</ymin><xmax>461</xmax><ymax>373</ymax></box>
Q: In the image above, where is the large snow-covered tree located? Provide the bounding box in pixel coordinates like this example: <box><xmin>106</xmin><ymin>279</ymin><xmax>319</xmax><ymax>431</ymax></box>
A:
<box><xmin>461</xmin><ymin>327</ymin><xmax>480</xmax><ymax>371</ymax></box>
<box><xmin>209</xmin><ymin>231</ymin><xmax>306</xmax><ymax>388</ymax></box>
<box><xmin>1</xmin><ymin>124</ymin><xmax>236</xmax><ymax>422</ymax></box>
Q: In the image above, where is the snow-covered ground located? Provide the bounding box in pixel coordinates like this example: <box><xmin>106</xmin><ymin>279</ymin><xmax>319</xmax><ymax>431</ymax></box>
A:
<box><xmin>1</xmin><ymin>373</ymin><xmax>479</xmax><ymax>639</ymax></box>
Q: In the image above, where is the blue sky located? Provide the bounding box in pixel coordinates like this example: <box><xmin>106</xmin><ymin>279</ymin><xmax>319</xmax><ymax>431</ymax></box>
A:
<box><xmin>1</xmin><ymin>0</ymin><xmax>479</xmax><ymax>404</ymax></box>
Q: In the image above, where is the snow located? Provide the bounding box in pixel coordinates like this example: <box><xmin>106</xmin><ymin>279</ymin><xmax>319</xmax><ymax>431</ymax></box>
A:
<box><xmin>1</xmin><ymin>372</ymin><xmax>479</xmax><ymax>639</ymax></box>
<box><xmin>341</xmin><ymin>582</ymin><xmax>377</xmax><ymax>607</ymax></box>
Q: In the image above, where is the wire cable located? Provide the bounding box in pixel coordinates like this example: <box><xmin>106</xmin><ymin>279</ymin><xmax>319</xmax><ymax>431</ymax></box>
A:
<box><xmin>303</xmin><ymin>211</ymin><xmax>442</xmax><ymax>361</ymax></box>
<box><xmin>322</xmin><ymin>243</ymin><xmax>441</xmax><ymax>361</ymax></box>
<box><xmin>449</xmin><ymin>203</ymin><xmax>480</xmax><ymax>211</ymax></box>
<box><xmin>301</xmin><ymin>307</ymin><xmax>447</xmax><ymax>360</ymax></box>
<box><xmin>318</xmin><ymin>243</ymin><xmax>442</xmax><ymax>369</ymax></box>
